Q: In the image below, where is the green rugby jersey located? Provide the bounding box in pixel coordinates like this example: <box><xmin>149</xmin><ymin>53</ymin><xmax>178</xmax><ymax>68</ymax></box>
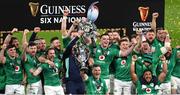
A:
<box><xmin>0</xmin><ymin>64</ymin><xmax>5</xmax><ymax>90</ymax></box>
<box><xmin>40</xmin><ymin>58</ymin><xmax>63</xmax><ymax>86</ymax></box>
<box><xmin>136</xmin><ymin>80</ymin><xmax>159</xmax><ymax>94</ymax></box>
<box><xmin>4</xmin><ymin>56</ymin><xmax>23</xmax><ymax>85</ymax></box>
<box><xmin>24</xmin><ymin>54</ymin><xmax>41</xmax><ymax>84</ymax></box>
<box><xmin>93</xmin><ymin>45</ymin><xmax>119</xmax><ymax>79</ymax></box>
<box><xmin>85</xmin><ymin>76</ymin><xmax>108</xmax><ymax>94</ymax></box>
<box><xmin>156</xmin><ymin>49</ymin><xmax>176</xmax><ymax>83</ymax></box>
<box><xmin>114</xmin><ymin>54</ymin><xmax>132</xmax><ymax>81</ymax></box>
<box><xmin>172</xmin><ymin>49</ymin><xmax>180</xmax><ymax>78</ymax></box>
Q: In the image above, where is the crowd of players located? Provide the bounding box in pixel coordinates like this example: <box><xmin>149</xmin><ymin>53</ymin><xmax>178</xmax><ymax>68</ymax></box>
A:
<box><xmin>0</xmin><ymin>11</ymin><xmax>180</xmax><ymax>95</ymax></box>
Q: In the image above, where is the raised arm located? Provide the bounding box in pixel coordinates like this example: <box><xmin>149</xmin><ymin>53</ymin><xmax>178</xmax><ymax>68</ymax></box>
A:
<box><xmin>0</xmin><ymin>44</ymin><xmax>7</xmax><ymax>64</ymax></box>
<box><xmin>131</xmin><ymin>55</ymin><xmax>138</xmax><ymax>83</ymax></box>
<box><xmin>62</xmin><ymin>30</ymin><xmax>84</xmax><ymax>59</ymax></box>
<box><xmin>21</xmin><ymin>29</ymin><xmax>29</xmax><ymax>62</ymax></box>
<box><xmin>151</xmin><ymin>12</ymin><xmax>159</xmax><ymax>34</ymax></box>
<box><xmin>160</xmin><ymin>30</ymin><xmax>171</xmax><ymax>54</ymax></box>
<box><xmin>134</xmin><ymin>30</ymin><xmax>143</xmax><ymax>53</ymax></box>
<box><xmin>4</xmin><ymin>28</ymin><xmax>18</xmax><ymax>45</ymax></box>
<box><xmin>29</xmin><ymin>27</ymin><xmax>40</xmax><ymax>42</ymax></box>
<box><xmin>158</xmin><ymin>55</ymin><xmax>167</xmax><ymax>83</ymax></box>
<box><xmin>120</xmin><ymin>40</ymin><xmax>137</xmax><ymax>57</ymax></box>
<box><xmin>61</xmin><ymin>10</ymin><xmax>69</xmax><ymax>37</ymax></box>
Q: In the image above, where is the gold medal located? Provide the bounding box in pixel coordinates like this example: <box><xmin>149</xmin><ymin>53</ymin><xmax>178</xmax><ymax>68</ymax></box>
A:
<box><xmin>99</xmin><ymin>55</ymin><xmax>105</xmax><ymax>60</ymax></box>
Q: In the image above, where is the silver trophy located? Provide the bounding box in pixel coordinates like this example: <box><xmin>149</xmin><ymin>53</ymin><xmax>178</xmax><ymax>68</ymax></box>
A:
<box><xmin>76</xmin><ymin>1</ymin><xmax>99</xmax><ymax>71</ymax></box>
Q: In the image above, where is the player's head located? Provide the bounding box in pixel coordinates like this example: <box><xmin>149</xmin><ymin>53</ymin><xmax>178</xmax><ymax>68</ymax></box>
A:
<box><xmin>145</xmin><ymin>29</ymin><xmax>155</xmax><ymax>43</ymax></box>
<box><xmin>141</xmin><ymin>41</ymin><xmax>151</xmax><ymax>54</ymax></box>
<box><xmin>27</xmin><ymin>42</ymin><xmax>37</xmax><ymax>56</ymax></box>
<box><xmin>143</xmin><ymin>69</ymin><xmax>153</xmax><ymax>83</ymax></box>
<box><xmin>100</xmin><ymin>34</ymin><xmax>110</xmax><ymax>48</ymax></box>
<box><xmin>6</xmin><ymin>45</ymin><xmax>16</xmax><ymax>57</ymax></box>
<box><xmin>9</xmin><ymin>37</ymin><xmax>19</xmax><ymax>48</ymax></box>
<box><xmin>46</xmin><ymin>48</ymin><xmax>55</xmax><ymax>59</ymax></box>
<box><xmin>92</xmin><ymin>64</ymin><xmax>101</xmax><ymax>79</ymax></box>
<box><xmin>119</xmin><ymin>38</ymin><xmax>129</xmax><ymax>51</ymax></box>
<box><xmin>50</xmin><ymin>37</ymin><xmax>60</xmax><ymax>49</ymax></box>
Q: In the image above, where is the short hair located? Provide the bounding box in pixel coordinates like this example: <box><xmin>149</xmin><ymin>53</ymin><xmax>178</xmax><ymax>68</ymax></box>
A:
<box><xmin>100</xmin><ymin>33</ymin><xmax>109</xmax><ymax>38</ymax></box>
<box><xmin>105</xmin><ymin>30</ymin><xmax>113</xmax><ymax>34</ymax></box>
<box><xmin>28</xmin><ymin>42</ymin><xmax>36</xmax><ymax>47</ymax></box>
<box><xmin>142</xmin><ymin>41</ymin><xmax>149</xmax><ymax>44</ymax></box>
<box><xmin>143</xmin><ymin>69</ymin><xmax>152</xmax><ymax>75</ymax></box>
<box><xmin>118</xmin><ymin>38</ymin><xmax>129</xmax><ymax>45</ymax></box>
<box><xmin>6</xmin><ymin>45</ymin><xmax>15</xmax><ymax>50</ymax></box>
<box><xmin>9</xmin><ymin>37</ymin><xmax>18</xmax><ymax>45</ymax></box>
<box><xmin>92</xmin><ymin>64</ymin><xmax>101</xmax><ymax>69</ymax></box>
<box><xmin>50</xmin><ymin>37</ymin><xmax>59</xmax><ymax>43</ymax></box>
<box><xmin>156</xmin><ymin>27</ymin><xmax>164</xmax><ymax>33</ymax></box>
<box><xmin>146</xmin><ymin>29</ymin><xmax>155</xmax><ymax>34</ymax></box>
<box><xmin>131</xmin><ymin>34</ymin><xmax>137</xmax><ymax>39</ymax></box>
<box><xmin>45</xmin><ymin>48</ymin><xmax>54</xmax><ymax>55</ymax></box>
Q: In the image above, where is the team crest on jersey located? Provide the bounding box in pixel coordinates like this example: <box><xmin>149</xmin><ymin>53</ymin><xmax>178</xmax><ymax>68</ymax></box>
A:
<box><xmin>99</xmin><ymin>55</ymin><xmax>105</xmax><ymax>60</ymax></box>
<box><xmin>146</xmin><ymin>88</ymin><xmax>151</xmax><ymax>93</ymax></box>
<box><xmin>15</xmin><ymin>66</ymin><xmax>20</xmax><ymax>71</ymax></box>
<box><xmin>121</xmin><ymin>60</ymin><xmax>126</xmax><ymax>65</ymax></box>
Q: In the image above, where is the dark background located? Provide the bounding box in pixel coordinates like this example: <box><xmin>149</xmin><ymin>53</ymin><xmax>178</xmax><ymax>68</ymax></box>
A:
<box><xmin>0</xmin><ymin>0</ymin><xmax>164</xmax><ymax>36</ymax></box>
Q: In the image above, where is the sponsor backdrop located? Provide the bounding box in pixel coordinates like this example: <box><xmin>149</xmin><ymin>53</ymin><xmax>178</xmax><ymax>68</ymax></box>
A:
<box><xmin>0</xmin><ymin>0</ymin><xmax>164</xmax><ymax>43</ymax></box>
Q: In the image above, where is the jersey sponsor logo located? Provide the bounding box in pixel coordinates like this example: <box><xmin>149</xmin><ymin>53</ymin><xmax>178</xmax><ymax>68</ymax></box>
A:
<box><xmin>15</xmin><ymin>66</ymin><xmax>20</xmax><ymax>71</ymax></box>
<box><xmin>146</xmin><ymin>88</ymin><xmax>151</xmax><ymax>93</ymax></box>
<box><xmin>121</xmin><ymin>60</ymin><xmax>126</xmax><ymax>65</ymax></box>
<box><xmin>99</xmin><ymin>55</ymin><xmax>105</xmax><ymax>60</ymax></box>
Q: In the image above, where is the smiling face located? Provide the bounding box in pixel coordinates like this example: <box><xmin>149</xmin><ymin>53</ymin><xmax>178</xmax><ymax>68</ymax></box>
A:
<box><xmin>100</xmin><ymin>35</ymin><xmax>110</xmax><ymax>48</ymax></box>
<box><xmin>28</xmin><ymin>45</ymin><xmax>37</xmax><ymax>56</ymax></box>
<box><xmin>12</xmin><ymin>39</ymin><xmax>19</xmax><ymax>48</ymax></box>
<box><xmin>52</xmin><ymin>39</ymin><xmax>60</xmax><ymax>49</ymax></box>
<box><xmin>157</xmin><ymin>30</ymin><xmax>166</xmax><ymax>42</ymax></box>
<box><xmin>39</xmin><ymin>39</ymin><xmax>46</xmax><ymax>50</ymax></box>
<box><xmin>146</xmin><ymin>31</ymin><xmax>155</xmax><ymax>43</ymax></box>
<box><xmin>92</xmin><ymin>66</ymin><xmax>101</xmax><ymax>79</ymax></box>
<box><xmin>141</xmin><ymin>42</ymin><xmax>151</xmax><ymax>53</ymax></box>
<box><xmin>143</xmin><ymin>70</ymin><xmax>152</xmax><ymax>83</ymax></box>
<box><xmin>7</xmin><ymin>47</ymin><xmax>16</xmax><ymax>58</ymax></box>
<box><xmin>47</xmin><ymin>49</ymin><xmax>55</xmax><ymax>60</ymax></box>
<box><xmin>120</xmin><ymin>40</ymin><xmax>129</xmax><ymax>51</ymax></box>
